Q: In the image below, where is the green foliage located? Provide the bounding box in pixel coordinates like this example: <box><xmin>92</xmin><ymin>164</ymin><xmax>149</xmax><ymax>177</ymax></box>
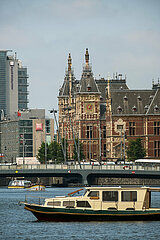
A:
<box><xmin>48</xmin><ymin>141</ymin><xmax>61</xmax><ymax>162</ymax></box>
<box><xmin>73</xmin><ymin>138</ymin><xmax>85</xmax><ymax>162</ymax></box>
<box><xmin>36</xmin><ymin>142</ymin><xmax>48</xmax><ymax>164</ymax></box>
<box><xmin>127</xmin><ymin>138</ymin><xmax>146</xmax><ymax>161</ymax></box>
<box><xmin>37</xmin><ymin>139</ymin><xmax>68</xmax><ymax>164</ymax></box>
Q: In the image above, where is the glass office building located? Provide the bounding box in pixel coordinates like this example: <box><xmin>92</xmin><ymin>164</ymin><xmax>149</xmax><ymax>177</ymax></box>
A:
<box><xmin>18</xmin><ymin>66</ymin><xmax>29</xmax><ymax>110</ymax></box>
<box><xmin>0</xmin><ymin>51</ymin><xmax>7</xmax><ymax>116</ymax></box>
<box><xmin>0</xmin><ymin>50</ymin><xmax>29</xmax><ymax>117</ymax></box>
<box><xmin>19</xmin><ymin>120</ymin><xmax>33</xmax><ymax>157</ymax></box>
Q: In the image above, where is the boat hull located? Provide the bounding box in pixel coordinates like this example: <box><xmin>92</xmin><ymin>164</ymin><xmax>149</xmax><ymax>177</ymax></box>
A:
<box><xmin>24</xmin><ymin>204</ymin><xmax>160</xmax><ymax>222</ymax></box>
<box><xmin>25</xmin><ymin>185</ymin><xmax>45</xmax><ymax>191</ymax></box>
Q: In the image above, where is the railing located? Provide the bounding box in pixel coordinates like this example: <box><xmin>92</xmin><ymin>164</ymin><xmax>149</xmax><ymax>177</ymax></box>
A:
<box><xmin>1</xmin><ymin>164</ymin><xmax>160</xmax><ymax>172</ymax></box>
<box><xmin>23</xmin><ymin>195</ymin><xmax>46</xmax><ymax>205</ymax></box>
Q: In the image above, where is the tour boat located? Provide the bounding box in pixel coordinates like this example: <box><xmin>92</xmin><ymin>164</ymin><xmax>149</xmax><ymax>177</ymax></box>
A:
<box><xmin>19</xmin><ymin>186</ymin><xmax>160</xmax><ymax>221</ymax></box>
<box><xmin>8</xmin><ymin>179</ymin><xmax>32</xmax><ymax>189</ymax></box>
<box><xmin>25</xmin><ymin>184</ymin><xmax>45</xmax><ymax>191</ymax></box>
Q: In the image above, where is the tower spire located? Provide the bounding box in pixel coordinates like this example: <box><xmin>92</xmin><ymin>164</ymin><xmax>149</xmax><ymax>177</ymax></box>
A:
<box><xmin>68</xmin><ymin>53</ymin><xmax>72</xmax><ymax>72</ymax></box>
<box><xmin>107</xmin><ymin>73</ymin><xmax>111</xmax><ymax>99</ymax></box>
<box><xmin>85</xmin><ymin>48</ymin><xmax>89</xmax><ymax>66</ymax></box>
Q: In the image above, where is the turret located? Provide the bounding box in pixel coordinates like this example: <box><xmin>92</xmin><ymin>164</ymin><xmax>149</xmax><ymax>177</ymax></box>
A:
<box><xmin>85</xmin><ymin>48</ymin><xmax>89</xmax><ymax>67</ymax></box>
<box><xmin>68</xmin><ymin>53</ymin><xmax>72</xmax><ymax>72</ymax></box>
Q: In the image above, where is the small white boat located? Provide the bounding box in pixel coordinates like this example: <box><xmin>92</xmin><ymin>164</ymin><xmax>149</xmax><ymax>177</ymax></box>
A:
<box><xmin>26</xmin><ymin>184</ymin><xmax>45</xmax><ymax>191</ymax></box>
<box><xmin>8</xmin><ymin>179</ymin><xmax>31</xmax><ymax>189</ymax></box>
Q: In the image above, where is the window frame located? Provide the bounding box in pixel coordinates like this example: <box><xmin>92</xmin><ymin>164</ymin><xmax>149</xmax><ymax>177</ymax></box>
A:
<box><xmin>102</xmin><ymin>191</ymin><xmax>118</xmax><ymax>202</ymax></box>
<box><xmin>129</xmin><ymin>122</ymin><xmax>135</xmax><ymax>136</ymax></box>
<box><xmin>121</xmin><ymin>191</ymin><xmax>137</xmax><ymax>202</ymax></box>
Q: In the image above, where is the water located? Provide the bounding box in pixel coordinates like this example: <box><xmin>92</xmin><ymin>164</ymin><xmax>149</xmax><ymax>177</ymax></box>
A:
<box><xmin>1</xmin><ymin>187</ymin><xmax>160</xmax><ymax>240</ymax></box>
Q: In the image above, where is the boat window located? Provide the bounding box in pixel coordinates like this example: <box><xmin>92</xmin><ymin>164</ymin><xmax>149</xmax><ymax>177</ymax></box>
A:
<box><xmin>63</xmin><ymin>201</ymin><xmax>75</xmax><ymax>208</ymax></box>
<box><xmin>24</xmin><ymin>181</ymin><xmax>31</xmax><ymax>187</ymax></box>
<box><xmin>121</xmin><ymin>191</ymin><xmax>137</xmax><ymax>202</ymax></box>
<box><xmin>47</xmin><ymin>201</ymin><xmax>61</xmax><ymax>206</ymax></box>
<box><xmin>102</xmin><ymin>191</ymin><xmax>118</xmax><ymax>202</ymax></box>
<box><xmin>87</xmin><ymin>191</ymin><xmax>99</xmax><ymax>197</ymax></box>
<box><xmin>77</xmin><ymin>201</ymin><xmax>91</xmax><ymax>208</ymax></box>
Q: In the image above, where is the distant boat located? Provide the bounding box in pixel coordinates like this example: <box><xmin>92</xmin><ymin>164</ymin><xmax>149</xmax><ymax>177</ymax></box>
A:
<box><xmin>25</xmin><ymin>184</ymin><xmax>45</xmax><ymax>191</ymax></box>
<box><xmin>19</xmin><ymin>186</ymin><xmax>160</xmax><ymax>221</ymax></box>
<box><xmin>8</xmin><ymin>179</ymin><xmax>32</xmax><ymax>189</ymax></box>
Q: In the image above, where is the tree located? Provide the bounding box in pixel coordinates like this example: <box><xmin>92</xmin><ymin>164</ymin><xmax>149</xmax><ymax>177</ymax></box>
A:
<box><xmin>36</xmin><ymin>142</ymin><xmax>49</xmax><ymax>164</ymax></box>
<box><xmin>37</xmin><ymin>139</ymin><xmax>68</xmax><ymax>164</ymax></box>
<box><xmin>48</xmin><ymin>141</ymin><xmax>60</xmax><ymax>162</ymax></box>
<box><xmin>127</xmin><ymin>138</ymin><xmax>146</xmax><ymax>161</ymax></box>
<box><xmin>73</xmin><ymin>138</ymin><xmax>85</xmax><ymax>162</ymax></box>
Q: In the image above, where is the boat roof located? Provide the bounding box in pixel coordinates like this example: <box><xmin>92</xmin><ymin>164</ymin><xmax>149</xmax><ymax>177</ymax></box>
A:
<box><xmin>85</xmin><ymin>186</ymin><xmax>160</xmax><ymax>191</ymax></box>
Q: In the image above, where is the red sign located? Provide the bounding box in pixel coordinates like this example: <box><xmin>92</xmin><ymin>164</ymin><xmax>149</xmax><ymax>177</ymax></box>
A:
<box><xmin>17</xmin><ymin>111</ymin><xmax>21</xmax><ymax>117</ymax></box>
<box><xmin>36</xmin><ymin>123</ymin><xmax>43</xmax><ymax>131</ymax></box>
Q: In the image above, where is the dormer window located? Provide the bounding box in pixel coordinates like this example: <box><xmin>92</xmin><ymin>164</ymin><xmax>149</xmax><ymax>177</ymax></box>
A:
<box><xmin>117</xmin><ymin>106</ymin><xmax>122</xmax><ymax>113</ymax></box>
<box><xmin>150</xmin><ymin>95</ymin><xmax>153</xmax><ymax>100</ymax></box>
<box><xmin>144</xmin><ymin>105</ymin><xmax>149</xmax><ymax>112</ymax></box>
<box><xmin>76</xmin><ymin>84</ymin><xmax>80</xmax><ymax>91</ymax></box>
<box><xmin>123</xmin><ymin>96</ymin><xmax>128</xmax><ymax>101</ymax></box>
<box><xmin>132</xmin><ymin>105</ymin><xmax>137</xmax><ymax>112</ymax></box>
<box><xmin>154</xmin><ymin>105</ymin><xmax>159</xmax><ymax>113</ymax></box>
<box><xmin>87</xmin><ymin>83</ymin><xmax>91</xmax><ymax>92</ymax></box>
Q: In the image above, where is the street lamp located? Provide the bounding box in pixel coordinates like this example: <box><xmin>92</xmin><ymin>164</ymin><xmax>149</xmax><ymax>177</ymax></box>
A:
<box><xmin>63</xmin><ymin>106</ymin><xmax>81</xmax><ymax>168</ymax></box>
<box><xmin>50</xmin><ymin>109</ymin><xmax>66</xmax><ymax>164</ymax></box>
<box><xmin>120</xmin><ymin>127</ymin><xmax>126</xmax><ymax>164</ymax></box>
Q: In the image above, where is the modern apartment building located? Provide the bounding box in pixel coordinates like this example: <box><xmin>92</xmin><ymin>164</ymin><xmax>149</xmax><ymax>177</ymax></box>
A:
<box><xmin>0</xmin><ymin>109</ymin><xmax>54</xmax><ymax>163</ymax></box>
<box><xmin>0</xmin><ymin>50</ymin><xmax>29</xmax><ymax>117</ymax></box>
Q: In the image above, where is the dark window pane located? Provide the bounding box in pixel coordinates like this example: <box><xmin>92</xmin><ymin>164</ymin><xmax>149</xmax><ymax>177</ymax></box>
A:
<box><xmin>121</xmin><ymin>191</ymin><xmax>137</xmax><ymax>201</ymax></box>
<box><xmin>88</xmin><ymin>191</ymin><xmax>99</xmax><ymax>197</ymax></box>
<box><xmin>63</xmin><ymin>201</ymin><xmax>75</xmax><ymax>207</ymax></box>
<box><xmin>102</xmin><ymin>191</ymin><xmax>118</xmax><ymax>201</ymax></box>
<box><xmin>77</xmin><ymin>201</ymin><xmax>91</xmax><ymax>208</ymax></box>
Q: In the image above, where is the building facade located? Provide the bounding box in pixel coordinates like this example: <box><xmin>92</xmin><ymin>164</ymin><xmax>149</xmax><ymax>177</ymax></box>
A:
<box><xmin>58</xmin><ymin>49</ymin><xmax>160</xmax><ymax>161</ymax></box>
<box><xmin>0</xmin><ymin>50</ymin><xmax>29</xmax><ymax>117</ymax></box>
<box><xmin>0</xmin><ymin>109</ymin><xmax>54</xmax><ymax>163</ymax></box>
<box><xmin>18</xmin><ymin>62</ymin><xmax>29</xmax><ymax>110</ymax></box>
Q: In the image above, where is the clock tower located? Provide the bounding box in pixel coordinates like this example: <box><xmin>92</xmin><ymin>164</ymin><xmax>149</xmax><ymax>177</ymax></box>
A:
<box><xmin>76</xmin><ymin>48</ymin><xmax>101</xmax><ymax>161</ymax></box>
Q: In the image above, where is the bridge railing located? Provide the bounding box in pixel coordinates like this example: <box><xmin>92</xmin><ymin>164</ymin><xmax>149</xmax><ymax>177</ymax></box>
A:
<box><xmin>1</xmin><ymin>164</ymin><xmax>160</xmax><ymax>172</ymax></box>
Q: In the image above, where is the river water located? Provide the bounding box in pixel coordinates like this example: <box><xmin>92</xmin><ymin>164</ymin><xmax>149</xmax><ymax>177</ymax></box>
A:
<box><xmin>1</xmin><ymin>187</ymin><xmax>160</xmax><ymax>240</ymax></box>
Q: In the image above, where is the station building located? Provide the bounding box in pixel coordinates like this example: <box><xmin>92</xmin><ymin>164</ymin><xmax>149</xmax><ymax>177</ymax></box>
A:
<box><xmin>58</xmin><ymin>49</ymin><xmax>160</xmax><ymax>161</ymax></box>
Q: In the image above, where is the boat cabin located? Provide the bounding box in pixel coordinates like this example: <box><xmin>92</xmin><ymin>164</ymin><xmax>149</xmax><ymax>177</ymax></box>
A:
<box><xmin>44</xmin><ymin>186</ymin><xmax>158</xmax><ymax>211</ymax></box>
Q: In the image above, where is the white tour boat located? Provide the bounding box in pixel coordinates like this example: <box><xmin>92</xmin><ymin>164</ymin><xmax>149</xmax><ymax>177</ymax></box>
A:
<box><xmin>8</xmin><ymin>179</ymin><xmax>32</xmax><ymax>189</ymax></box>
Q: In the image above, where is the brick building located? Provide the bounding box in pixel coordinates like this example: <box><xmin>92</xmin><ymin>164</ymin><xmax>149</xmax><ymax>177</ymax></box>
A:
<box><xmin>58</xmin><ymin>49</ymin><xmax>160</xmax><ymax>161</ymax></box>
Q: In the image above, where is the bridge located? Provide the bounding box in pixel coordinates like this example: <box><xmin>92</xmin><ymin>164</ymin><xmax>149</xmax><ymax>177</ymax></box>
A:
<box><xmin>1</xmin><ymin>164</ymin><xmax>160</xmax><ymax>185</ymax></box>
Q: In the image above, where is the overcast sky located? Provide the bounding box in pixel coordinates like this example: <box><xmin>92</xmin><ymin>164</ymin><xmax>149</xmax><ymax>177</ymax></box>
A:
<box><xmin>0</xmin><ymin>0</ymin><xmax>160</xmax><ymax>115</ymax></box>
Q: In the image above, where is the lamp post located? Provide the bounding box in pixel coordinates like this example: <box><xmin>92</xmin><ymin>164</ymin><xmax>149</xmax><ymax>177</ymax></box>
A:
<box><xmin>120</xmin><ymin>127</ymin><xmax>126</xmax><ymax>163</ymax></box>
<box><xmin>0</xmin><ymin>131</ymin><xmax>3</xmax><ymax>163</ymax></box>
<box><xmin>123</xmin><ymin>131</ymin><xmax>126</xmax><ymax>164</ymax></box>
<box><xmin>22</xmin><ymin>128</ymin><xmax>25</xmax><ymax>165</ymax></box>
<box><xmin>45</xmin><ymin>134</ymin><xmax>47</xmax><ymax>166</ymax></box>
<box><xmin>99</xmin><ymin>125</ymin><xmax>101</xmax><ymax>164</ymax></box>
<box><xmin>64</xmin><ymin>106</ymin><xmax>81</xmax><ymax>168</ymax></box>
<box><xmin>89</xmin><ymin>126</ymin><xmax>91</xmax><ymax>163</ymax></box>
<box><xmin>120</xmin><ymin>128</ymin><xmax>123</xmax><ymax>161</ymax></box>
<box><xmin>50</xmin><ymin>109</ymin><xmax>66</xmax><ymax>164</ymax></box>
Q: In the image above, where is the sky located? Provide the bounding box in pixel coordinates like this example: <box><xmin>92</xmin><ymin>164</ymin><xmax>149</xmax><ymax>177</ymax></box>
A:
<box><xmin>0</xmin><ymin>0</ymin><xmax>160</xmax><ymax>115</ymax></box>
